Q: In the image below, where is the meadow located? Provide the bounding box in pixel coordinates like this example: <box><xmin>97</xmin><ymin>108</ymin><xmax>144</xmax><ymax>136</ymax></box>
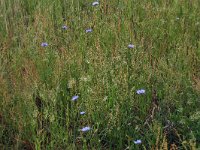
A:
<box><xmin>0</xmin><ymin>0</ymin><xmax>200</xmax><ymax>149</ymax></box>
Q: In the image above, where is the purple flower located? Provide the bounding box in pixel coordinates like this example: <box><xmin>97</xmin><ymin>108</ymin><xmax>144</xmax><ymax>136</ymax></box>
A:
<box><xmin>80</xmin><ymin>126</ymin><xmax>91</xmax><ymax>132</ymax></box>
<box><xmin>136</xmin><ymin>89</ymin><xmax>145</xmax><ymax>95</ymax></box>
<box><xmin>134</xmin><ymin>139</ymin><xmax>142</xmax><ymax>144</ymax></box>
<box><xmin>80</xmin><ymin>111</ymin><xmax>86</xmax><ymax>115</ymax></box>
<box><xmin>92</xmin><ymin>1</ymin><xmax>99</xmax><ymax>6</ymax></box>
<box><xmin>128</xmin><ymin>44</ymin><xmax>134</xmax><ymax>48</ymax></box>
<box><xmin>41</xmin><ymin>42</ymin><xmax>48</xmax><ymax>47</ymax></box>
<box><xmin>72</xmin><ymin>95</ymin><xmax>79</xmax><ymax>101</ymax></box>
<box><xmin>86</xmin><ymin>28</ymin><xmax>92</xmax><ymax>33</ymax></box>
<box><xmin>62</xmin><ymin>25</ymin><xmax>68</xmax><ymax>30</ymax></box>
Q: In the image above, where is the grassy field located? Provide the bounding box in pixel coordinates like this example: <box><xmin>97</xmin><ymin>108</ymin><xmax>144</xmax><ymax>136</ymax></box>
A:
<box><xmin>0</xmin><ymin>0</ymin><xmax>200</xmax><ymax>149</ymax></box>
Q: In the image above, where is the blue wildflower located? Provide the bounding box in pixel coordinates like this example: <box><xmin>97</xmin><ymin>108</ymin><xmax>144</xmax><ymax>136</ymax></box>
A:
<box><xmin>81</xmin><ymin>126</ymin><xmax>91</xmax><ymax>132</ymax></box>
<box><xmin>86</xmin><ymin>28</ymin><xmax>92</xmax><ymax>33</ymax></box>
<box><xmin>41</xmin><ymin>42</ymin><xmax>48</xmax><ymax>47</ymax></box>
<box><xmin>134</xmin><ymin>139</ymin><xmax>142</xmax><ymax>144</ymax></box>
<box><xmin>92</xmin><ymin>1</ymin><xmax>99</xmax><ymax>6</ymax></box>
<box><xmin>72</xmin><ymin>95</ymin><xmax>79</xmax><ymax>101</ymax></box>
<box><xmin>80</xmin><ymin>111</ymin><xmax>86</xmax><ymax>115</ymax></box>
<box><xmin>128</xmin><ymin>44</ymin><xmax>134</xmax><ymax>48</ymax></box>
<box><xmin>62</xmin><ymin>25</ymin><xmax>68</xmax><ymax>30</ymax></box>
<box><xmin>136</xmin><ymin>89</ymin><xmax>145</xmax><ymax>94</ymax></box>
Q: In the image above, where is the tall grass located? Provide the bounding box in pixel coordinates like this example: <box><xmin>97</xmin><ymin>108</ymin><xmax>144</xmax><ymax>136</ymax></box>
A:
<box><xmin>0</xmin><ymin>0</ymin><xmax>200</xmax><ymax>149</ymax></box>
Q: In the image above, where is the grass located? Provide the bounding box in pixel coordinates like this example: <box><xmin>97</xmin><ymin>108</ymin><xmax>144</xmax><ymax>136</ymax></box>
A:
<box><xmin>0</xmin><ymin>0</ymin><xmax>200</xmax><ymax>149</ymax></box>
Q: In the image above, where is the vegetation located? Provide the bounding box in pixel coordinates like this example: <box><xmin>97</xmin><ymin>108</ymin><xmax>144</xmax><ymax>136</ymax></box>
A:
<box><xmin>0</xmin><ymin>0</ymin><xmax>200</xmax><ymax>149</ymax></box>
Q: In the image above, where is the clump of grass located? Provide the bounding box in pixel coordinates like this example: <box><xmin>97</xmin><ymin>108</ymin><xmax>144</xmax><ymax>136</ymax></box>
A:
<box><xmin>0</xmin><ymin>0</ymin><xmax>200</xmax><ymax>149</ymax></box>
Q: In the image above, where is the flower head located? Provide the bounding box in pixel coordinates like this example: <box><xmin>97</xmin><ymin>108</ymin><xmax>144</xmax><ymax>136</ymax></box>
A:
<box><xmin>136</xmin><ymin>89</ymin><xmax>145</xmax><ymax>95</ymax></box>
<box><xmin>92</xmin><ymin>1</ymin><xmax>99</xmax><ymax>6</ymax></box>
<box><xmin>41</xmin><ymin>42</ymin><xmax>48</xmax><ymax>47</ymax></box>
<box><xmin>80</xmin><ymin>111</ymin><xmax>86</xmax><ymax>115</ymax></box>
<box><xmin>80</xmin><ymin>126</ymin><xmax>91</xmax><ymax>132</ymax></box>
<box><xmin>72</xmin><ymin>95</ymin><xmax>79</xmax><ymax>101</ymax></box>
<box><xmin>86</xmin><ymin>28</ymin><xmax>92</xmax><ymax>33</ymax></box>
<box><xmin>134</xmin><ymin>139</ymin><xmax>142</xmax><ymax>144</ymax></box>
<box><xmin>128</xmin><ymin>44</ymin><xmax>135</xmax><ymax>48</ymax></box>
<box><xmin>62</xmin><ymin>25</ymin><xmax>68</xmax><ymax>30</ymax></box>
